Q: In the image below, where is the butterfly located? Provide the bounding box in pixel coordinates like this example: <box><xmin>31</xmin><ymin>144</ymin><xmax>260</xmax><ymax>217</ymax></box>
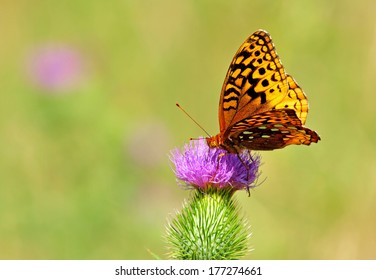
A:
<box><xmin>206</xmin><ymin>30</ymin><xmax>320</xmax><ymax>153</ymax></box>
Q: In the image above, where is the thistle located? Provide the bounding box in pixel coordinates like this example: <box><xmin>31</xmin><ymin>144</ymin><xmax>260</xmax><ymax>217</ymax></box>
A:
<box><xmin>26</xmin><ymin>44</ymin><xmax>85</xmax><ymax>93</ymax></box>
<box><xmin>166</xmin><ymin>139</ymin><xmax>261</xmax><ymax>259</ymax></box>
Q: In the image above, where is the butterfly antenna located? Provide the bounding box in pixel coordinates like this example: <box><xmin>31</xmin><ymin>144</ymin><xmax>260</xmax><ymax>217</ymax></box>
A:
<box><xmin>176</xmin><ymin>103</ymin><xmax>211</xmax><ymax>137</ymax></box>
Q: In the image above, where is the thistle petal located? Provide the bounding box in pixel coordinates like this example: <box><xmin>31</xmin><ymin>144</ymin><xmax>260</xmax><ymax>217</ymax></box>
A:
<box><xmin>170</xmin><ymin>138</ymin><xmax>261</xmax><ymax>191</ymax></box>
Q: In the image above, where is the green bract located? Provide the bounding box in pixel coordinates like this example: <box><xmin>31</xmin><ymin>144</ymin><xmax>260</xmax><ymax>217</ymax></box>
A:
<box><xmin>166</xmin><ymin>188</ymin><xmax>250</xmax><ymax>260</ymax></box>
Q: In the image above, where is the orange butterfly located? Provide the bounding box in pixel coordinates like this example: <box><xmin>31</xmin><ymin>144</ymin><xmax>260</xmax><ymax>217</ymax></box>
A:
<box><xmin>206</xmin><ymin>30</ymin><xmax>320</xmax><ymax>152</ymax></box>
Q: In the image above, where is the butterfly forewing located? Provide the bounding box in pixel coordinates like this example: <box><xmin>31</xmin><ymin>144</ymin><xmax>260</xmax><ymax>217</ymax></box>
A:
<box><xmin>219</xmin><ymin>30</ymin><xmax>289</xmax><ymax>133</ymax></box>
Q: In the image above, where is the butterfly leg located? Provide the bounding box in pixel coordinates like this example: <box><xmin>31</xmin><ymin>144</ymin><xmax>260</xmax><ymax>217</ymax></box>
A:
<box><xmin>234</xmin><ymin>152</ymin><xmax>252</xmax><ymax>196</ymax></box>
<box><xmin>212</xmin><ymin>152</ymin><xmax>225</xmax><ymax>181</ymax></box>
<box><xmin>247</xmin><ymin>149</ymin><xmax>256</xmax><ymax>163</ymax></box>
<box><xmin>204</xmin><ymin>150</ymin><xmax>226</xmax><ymax>189</ymax></box>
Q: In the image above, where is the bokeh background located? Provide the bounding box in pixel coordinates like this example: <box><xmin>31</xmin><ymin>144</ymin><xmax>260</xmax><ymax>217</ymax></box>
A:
<box><xmin>1</xmin><ymin>0</ymin><xmax>375</xmax><ymax>259</ymax></box>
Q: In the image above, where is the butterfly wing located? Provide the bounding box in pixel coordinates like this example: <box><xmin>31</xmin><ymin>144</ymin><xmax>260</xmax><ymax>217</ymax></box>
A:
<box><xmin>210</xmin><ymin>29</ymin><xmax>320</xmax><ymax>152</ymax></box>
<box><xmin>218</xmin><ymin>30</ymin><xmax>289</xmax><ymax>134</ymax></box>
<box><xmin>273</xmin><ymin>74</ymin><xmax>309</xmax><ymax>125</ymax></box>
<box><xmin>225</xmin><ymin>109</ymin><xmax>320</xmax><ymax>151</ymax></box>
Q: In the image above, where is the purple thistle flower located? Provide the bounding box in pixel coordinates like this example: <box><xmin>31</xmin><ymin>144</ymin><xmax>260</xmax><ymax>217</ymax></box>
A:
<box><xmin>170</xmin><ymin>138</ymin><xmax>261</xmax><ymax>192</ymax></box>
<box><xmin>26</xmin><ymin>44</ymin><xmax>86</xmax><ymax>93</ymax></box>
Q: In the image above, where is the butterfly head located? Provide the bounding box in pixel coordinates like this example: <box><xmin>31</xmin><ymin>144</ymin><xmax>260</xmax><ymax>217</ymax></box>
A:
<box><xmin>206</xmin><ymin>134</ymin><xmax>240</xmax><ymax>154</ymax></box>
<box><xmin>206</xmin><ymin>134</ymin><xmax>221</xmax><ymax>149</ymax></box>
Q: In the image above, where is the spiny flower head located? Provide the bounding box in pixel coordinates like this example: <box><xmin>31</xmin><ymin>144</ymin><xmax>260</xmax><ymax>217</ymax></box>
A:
<box><xmin>170</xmin><ymin>138</ymin><xmax>260</xmax><ymax>192</ymax></box>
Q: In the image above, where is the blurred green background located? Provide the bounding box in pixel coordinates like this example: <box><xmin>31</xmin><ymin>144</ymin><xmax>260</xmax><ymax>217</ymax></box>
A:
<box><xmin>1</xmin><ymin>0</ymin><xmax>375</xmax><ymax>259</ymax></box>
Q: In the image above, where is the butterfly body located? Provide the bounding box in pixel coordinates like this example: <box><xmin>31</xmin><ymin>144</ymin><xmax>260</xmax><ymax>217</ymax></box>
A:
<box><xmin>206</xmin><ymin>30</ymin><xmax>320</xmax><ymax>152</ymax></box>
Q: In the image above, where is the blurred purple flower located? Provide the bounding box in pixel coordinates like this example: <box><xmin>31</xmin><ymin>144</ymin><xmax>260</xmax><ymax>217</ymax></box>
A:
<box><xmin>170</xmin><ymin>138</ymin><xmax>261</xmax><ymax>192</ymax></box>
<box><xmin>26</xmin><ymin>44</ymin><xmax>85</xmax><ymax>93</ymax></box>
<box><xmin>126</xmin><ymin>120</ymin><xmax>171</xmax><ymax>168</ymax></box>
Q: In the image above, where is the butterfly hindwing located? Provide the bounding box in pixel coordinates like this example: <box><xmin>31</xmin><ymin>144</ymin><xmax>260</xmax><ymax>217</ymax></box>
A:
<box><xmin>225</xmin><ymin>109</ymin><xmax>320</xmax><ymax>150</ymax></box>
<box><xmin>273</xmin><ymin>75</ymin><xmax>309</xmax><ymax>125</ymax></box>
